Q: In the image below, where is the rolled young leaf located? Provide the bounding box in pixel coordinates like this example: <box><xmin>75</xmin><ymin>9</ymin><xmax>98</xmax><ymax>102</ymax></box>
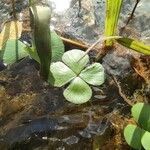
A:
<box><xmin>117</xmin><ymin>38</ymin><xmax>150</xmax><ymax>55</ymax></box>
<box><xmin>104</xmin><ymin>0</ymin><xmax>123</xmax><ymax>46</ymax></box>
<box><xmin>124</xmin><ymin>124</ymin><xmax>145</xmax><ymax>149</ymax></box>
<box><xmin>30</xmin><ymin>6</ymin><xmax>52</xmax><ymax>81</ymax></box>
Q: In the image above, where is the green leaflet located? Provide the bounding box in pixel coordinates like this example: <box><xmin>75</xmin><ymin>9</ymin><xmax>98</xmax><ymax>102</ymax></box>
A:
<box><xmin>62</xmin><ymin>49</ymin><xmax>89</xmax><ymax>75</ymax></box>
<box><xmin>0</xmin><ymin>39</ymin><xmax>28</xmax><ymax>65</ymax></box>
<box><xmin>132</xmin><ymin>103</ymin><xmax>150</xmax><ymax>132</ymax></box>
<box><xmin>117</xmin><ymin>38</ymin><xmax>150</xmax><ymax>55</ymax></box>
<box><xmin>79</xmin><ymin>63</ymin><xmax>105</xmax><ymax>86</ymax></box>
<box><xmin>104</xmin><ymin>0</ymin><xmax>123</xmax><ymax>46</ymax></box>
<box><xmin>63</xmin><ymin>77</ymin><xmax>92</xmax><ymax>104</ymax></box>
<box><xmin>124</xmin><ymin>124</ymin><xmax>144</xmax><ymax>150</ymax></box>
<box><xmin>48</xmin><ymin>61</ymin><xmax>76</xmax><ymax>87</ymax></box>
<box><xmin>49</xmin><ymin>49</ymin><xmax>105</xmax><ymax>104</ymax></box>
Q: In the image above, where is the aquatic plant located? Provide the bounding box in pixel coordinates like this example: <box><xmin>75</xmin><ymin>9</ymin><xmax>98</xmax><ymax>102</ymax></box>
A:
<box><xmin>124</xmin><ymin>103</ymin><xmax>150</xmax><ymax>150</ymax></box>
<box><xmin>27</xmin><ymin>4</ymin><xmax>105</xmax><ymax>104</ymax></box>
<box><xmin>104</xmin><ymin>0</ymin><xmax>150</xmax><ymax>55</ymax></box>
<box><xmin>48</xmin><ymin>49</ymin><xmax>105</xmax><ymax>104</ymax></box>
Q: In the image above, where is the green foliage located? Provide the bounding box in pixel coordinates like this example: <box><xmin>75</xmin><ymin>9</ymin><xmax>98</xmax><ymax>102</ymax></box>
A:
<box><xmin>64</xmin><ymin>77</ymin><xmax>92</xmax><ymax>104</ymax></box>
<box><xmin>25</xmin><ymin>31</ymin><xmax>64</xmax><ymax>63</ymax></box>
<box><xmin>104</xmin><ymin>0</ymin><xmax>123</xmax><ymax>46</ymax></box>
<box><xmin>0</xmin><ymin>39</ymin><xmax>28</xmax><ymax>65</ymax></box>
<box><xmin>30</xmin><ymin>5</ymin><xmax>52</xmax><ymax>80</ymax></box>
<box><xmin>117</xmin><ymin>38</ymin><xmax>150</xmax><ymax>55</ymax></box>
<box><xmin>124</xmin><ymin>103</ymin><xmax>150</xmax><ymax>150</ymax></box>
<box><xmin>48</xmin><ymin>49</ymin><xmax>105</xmax><ymax>104</ymax></box>
<box><xmin>104</xmin><ymin>0</ymin><xmax>150</xmax><ymax>55</ymax></box>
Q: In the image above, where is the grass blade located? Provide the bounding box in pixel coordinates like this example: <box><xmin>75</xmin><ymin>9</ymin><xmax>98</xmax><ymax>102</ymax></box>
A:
<box><xmin>104</xmin><ymin>0</ymin><xmax>123</xmax><ymax>46</ymax></box>
<box><xmin>117</xmin><ymin>38</ymin><xmax>150</xmax><ymax>55</ymax></box>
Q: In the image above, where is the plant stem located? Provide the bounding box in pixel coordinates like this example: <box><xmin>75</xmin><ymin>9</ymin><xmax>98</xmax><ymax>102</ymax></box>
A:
<box><xmin>78</xmin><ymin>36</ymin><xmax>121</xmax><ymax>62</ymax></box>
<box><xmin>120</xmin><ymin>0</ymin><xmax>141</xmax><ymax>34</ymax></box>
<box><xmin>11</xmin><ymin>0</ymin><xmax>17</xmax><ymax>19</ymax></box>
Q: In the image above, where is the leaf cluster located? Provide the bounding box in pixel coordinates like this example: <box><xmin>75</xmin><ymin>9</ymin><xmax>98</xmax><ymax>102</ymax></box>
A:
<box><xmin>104</xmin><ymin>0</ymin><xmax>150</xmax><ymax>55</ymax></box>
<box><xmin>124</xmin><ymin>103</ymin><xmax>150</xmax><ymax>150</ymax></box>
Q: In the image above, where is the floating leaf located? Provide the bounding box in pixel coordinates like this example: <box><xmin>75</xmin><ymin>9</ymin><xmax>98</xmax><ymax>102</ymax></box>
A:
<box><xmin>63</xmin><ymin>77</ymin><xmax>92</xmax><ymax>104</ymax></box>
<box><xmin>141</xmin><ymin>131</ymin><xmax>150</xmax><ymax>150</ymax></box>
<box><xmin>104</xmin><ymin>0</ymin><xmax>123</xmax><ymax>46</ymax></box>
<box><xmin>0</xmin><ymin>21</ymin><xmax>22</xmax><ymax>49</ymax></box>
<box><xmin>124</xmin><ymin>124</ymin><xmax>144</xmax><ymax>149</ymax></box>
<box><xmin>0</xmin><ymin>39</ymin><xmax>28</xmax><ymax>64</ymax></box>
<box><xmin>49</xmin><ymin>62</ymin><xmax>76</xmax><ymax>87</ymax></box>
<box><xmin>117</xmin><ymin>38</ymin><xmax>150</xmax><ymax>55</ymax></box>
<box><xmin>62</xmin><ymin>49</ymin><xmax>89</xmax><ymax>74</ymax></box>
<box><xmin>26</xmin><ymin>31</ymin><xmax>64</xmax><ymax>63</ymax></box>
<box><xmin>132</xmin><ymin>103</ymin><xmax>150</xmax><ymax>132</ymax></box>
<box><xmin>79</xmin><ymin>63</ymin><xmax>105</xmax><ymax>86</ymax></box>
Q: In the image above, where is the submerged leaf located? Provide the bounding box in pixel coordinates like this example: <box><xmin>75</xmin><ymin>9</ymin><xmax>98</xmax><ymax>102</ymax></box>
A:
<box><xmin>63</xmin><ymin>77</ymin><xmax>92</xmax><ymax>104</ymax></box>
<box><xmin>62</xmin><ymin>49</ymin><xmax>89</xmax><ymax>74</ymax></box>
<box><xmin>132</xmin><ymin>103</ymin><xmax>150</xmax><ymax>132</ymax></box>
<box><xmin>49</xmin><ymin>62</ymin><xmax>76</xmax><ymax>87</ymax></box>
<box><xmin>141</xmin><ymin>131</ymin><xmax>150</xmax><ymax>150</ymax></box>
<box><xmin>104</xmin><ymin>0</ymin><xmax>123</xmax><ymax>46</ymax></box>
<box><xmin>79</xmin><ymin>63</ymin><xmax>105</xmax><ymax>86</ymax></box>
<box><xmin>124</xmin><ymin>124</ymin><xmax>144</xmax><ymax>149</ymax></box>
<box><xmin>0</xmin><ymin>39</ymin><xmax>28</xmax><ymax>64</ymax></box>
<box><xmin>117</xmin><ymin>38</ymin><xmax>150</xmax><ymax>55</ymax></box>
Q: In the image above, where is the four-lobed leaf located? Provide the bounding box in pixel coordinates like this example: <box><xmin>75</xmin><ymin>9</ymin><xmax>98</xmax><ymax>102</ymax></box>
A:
<box><xmin>49</xmin><ymin>49</ymin><xmax>105</xmax><ymax>104</ymax></box>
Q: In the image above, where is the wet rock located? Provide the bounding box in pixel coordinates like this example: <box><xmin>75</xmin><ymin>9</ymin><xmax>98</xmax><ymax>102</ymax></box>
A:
<box><xmin>102</xmin><ymin>49</ymin><xmax>133</xmax><ymax>77</ymax></box>
<box><xmin>1</xmin><ymin>117</ymin><xmax>58</xmax><ymax>146</ymax></box>
<box><xmin>62</xmin><ymin>135</ymin><xmax>79</xmax><ymax>145</ymax></box>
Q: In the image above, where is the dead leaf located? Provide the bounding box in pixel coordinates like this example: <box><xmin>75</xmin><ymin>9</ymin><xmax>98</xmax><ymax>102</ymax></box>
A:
<box><xmin>0</xmin><ymin>21</ymin><xmax>22</xmax><ymax>49</ymax></box>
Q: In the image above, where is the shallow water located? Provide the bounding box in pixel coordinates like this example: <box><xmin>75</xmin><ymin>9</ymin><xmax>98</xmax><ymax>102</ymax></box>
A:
<box><xmin>0</xmin><ymin>0</ymin><xmax>149</xmax><ymax>149</ymax></box>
